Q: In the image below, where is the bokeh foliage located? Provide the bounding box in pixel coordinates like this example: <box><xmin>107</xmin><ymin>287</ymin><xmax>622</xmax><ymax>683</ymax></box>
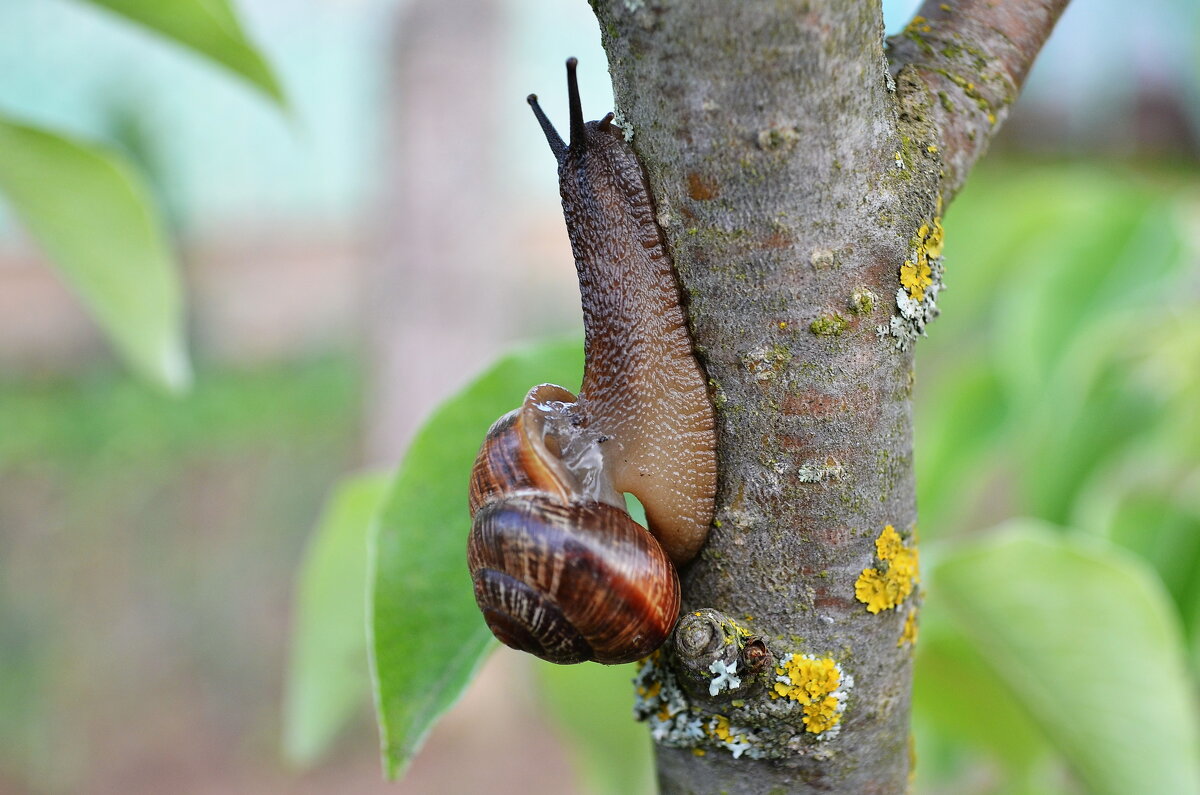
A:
<box><xmin>0</xmin><ymin>0</ymin><xmax>283</xmax><ymax>391</ymax></box>
<box><xmin>0</xmin><ymin>356</ymin><xmax>361</xmax><ymax>788</ymax></box>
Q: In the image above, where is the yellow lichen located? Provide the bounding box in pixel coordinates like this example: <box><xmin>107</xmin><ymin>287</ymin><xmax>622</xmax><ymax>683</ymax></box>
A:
<box><xmin>774</xmin><ymin>655</ymin><xmax>839</xmax><ymax>704</ymax></box>
<box><xmin>704</xmin><ymin>715</ymin><xmax>758</xmax><ymax>757</ymax></box>
<box><xmin>638</xmin><ymin>680</ymin><xmax>662</xmax><ymax>700</ymax></box>
<box><xmin>856</xmin><ymin>525</ymin><xmax>920</xmax><ymax>614</ymax></box>
<box><xmin>875</xmin><ymin>524</ymin><xmax>904</xmax><ymax>560</ymax></box>
<box><xmin>925</xmin><ymin>218</ymin><xmax>944</xmax><ymax>258</ymax></box>
<box><xmin>899</xmin><ymin>215</ymin><xmax>945</xmax><ymax>303</ymax></box>
<box><xmin>710</xmin><ymin>714</ymin><xmax>732</xmax><ymax>741</ymax></box>
<box><xmin>891</xmin><ymin>546</ymin><xmax>920</xmax><ymax>582</ymax></box>
<box><xmin>854</xmin><ymin>568</ymin><xmax>902</xmax><ymax>613</ymax></box>
<box><xmin>772</xmin><ymin>654</ymin><xmax>851</xmax><ymax>735</ymax></box>
<box><xmin>802</xmin><ymin>695</ymin><xmax>842</xmax><ymax>734</ymax></box>
<box><xmin>908</xmin><ymin>15</ymin><xmax>933</xmax><ymax>34</ymax></box>
<box><xmin>899</xmin><ymin>608</ymin><xmax>919</xmax><ymax>647</ymax></box>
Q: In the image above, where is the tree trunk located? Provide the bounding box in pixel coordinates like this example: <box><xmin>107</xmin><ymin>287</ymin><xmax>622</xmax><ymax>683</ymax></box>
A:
<box><xmin>364</xmin><ymin>0</ymin><xmax>515</xmax><ymax>466</ymax></box>
<box><xmin>590</xmin><ymin>1</ymin><xmax>1068</xmax><ymax>792</ymax></box>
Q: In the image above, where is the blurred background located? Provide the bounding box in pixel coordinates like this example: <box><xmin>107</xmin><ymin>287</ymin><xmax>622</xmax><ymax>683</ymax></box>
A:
<box><xmin>0</xmin><ymin>0</ymin><xmax>1196</xmax><ymax>793</ymax></box>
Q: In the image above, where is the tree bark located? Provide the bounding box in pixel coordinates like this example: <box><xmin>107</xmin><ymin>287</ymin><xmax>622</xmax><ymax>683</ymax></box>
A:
<box><xmin>590</xmin><ymin>1</ymin><xmax>1068</xmax><ymax>792</ymax></box>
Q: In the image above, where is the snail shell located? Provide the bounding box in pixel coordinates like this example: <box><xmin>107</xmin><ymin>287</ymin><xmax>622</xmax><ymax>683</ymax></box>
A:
<box><xmin>468</xmin><ymin>385</ymin><xmax>681</xmax><ymax>664</ymax></box>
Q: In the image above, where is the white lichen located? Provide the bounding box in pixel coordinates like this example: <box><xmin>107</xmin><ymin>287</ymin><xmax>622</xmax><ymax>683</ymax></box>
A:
<box><xmin>612</xmin><ymin>107</ymin><xmax>635</xmax><ymax>142</ymax></box>
<box><xmin>883</xmin><ymin>60</ymin><xmax>897</xmax><ymax>94</ymax></box>
<box><xmin>634</xmin><ymin>652</ymin><xmax>767</xmax><ymax>759</ymax></box>
<box><xmin>797</xmin><ymin>457</ymin><xmax>844</xmax><ymax>483</ymax></box>
<box><xmin>708</xmin><ymin>659</ymin><xmax>741</xmax><ymax>696</ymax></box>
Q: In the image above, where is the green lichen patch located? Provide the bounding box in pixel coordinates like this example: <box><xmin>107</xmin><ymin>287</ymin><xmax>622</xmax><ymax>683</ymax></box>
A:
<box><xmin>757</xmin><ymin>125</ymin><xmax>800</xmax><ymax>151</ymax></box>
<box><xmin>850</xmin><ymin>288</ymin><xmax>877</xmax><ymax>315</ymax></box>
<box><xmin>810</xmin><ymin>248</ymin><xmax>837</xmax><ymax>270</ymax></box>
<box><xmin>742</xmin><ymin>344</ymin><xmax>792</xmax><ymax>382</ymax></box>
<box><xmin>810</xmin><ymin>313</ymin><xmax>849</xmax><ymax>337</ymax></box>
<box><xmin>933</xmin><ymin>67</ymin><xmax>997</xmax><ymax>124</ymax></box>
<box><xmin>797</xmin><ymin>456</ymin><xmax>845</xmax><ymax>483</ymax></box>
<box><xmin>901</xmin><ymin>15</ymin><xmax>935</xmax><ymax>55</ymax></box>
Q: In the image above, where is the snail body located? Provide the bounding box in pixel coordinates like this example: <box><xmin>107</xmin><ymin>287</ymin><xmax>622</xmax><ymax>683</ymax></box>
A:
<box><xmin>467</xmin><ymin>59</ymin><xmax>717</xmax><ymax>664</ymax></box>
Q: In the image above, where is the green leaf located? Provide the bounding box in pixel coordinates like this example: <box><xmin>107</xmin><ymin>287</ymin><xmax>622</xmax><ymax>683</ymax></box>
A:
<box><xmin>369</xmin><ymin>337</ymin><xmax>585</xmax><ymax>779</ymax></box>
<box><xmin>0</xmin><ymin>117</ymin><xmax>190</xmax><ymax>392</ymax></box>
<box><xmin>990</xmin><ymin>184</ymin><xmax>1153</xmax><ymax>404</ymax></box>
<box><xmin>932</xmin><ymin>521</ymin><xmax>1200</xmax><ymax>795</ymax></box>
<box><xmin>1020</xmin><ymin>364</ymin><xmax>1157</xmax><ymax>523</ymax></box>
<box><xmin>1073</xmin><ymin>453</ymin><xmax>1200</xmax><ymax>661</ymax></box>
<box><xmin>914</xmin><ymin>361</ymin><xmax>1008</xmax><ymax>536</ymax></box>
<box><xmin>78</xmin><ymin>0</ymin><xmax>286</xmax><ymax>106</ymax></box>
<box><xmin>913</xmin><ymin>611</ymin><xmax>1050</xmax><ymax>778</ymax></box>
<box><xmin>534</xmin><ymin>661</ymin><xmax>654</xmax><ymax>795</ymax></box>
<box><xmin>282</xmin><ymin>470</ymin><xmax>392</xmax><ymax>768</ymax></box>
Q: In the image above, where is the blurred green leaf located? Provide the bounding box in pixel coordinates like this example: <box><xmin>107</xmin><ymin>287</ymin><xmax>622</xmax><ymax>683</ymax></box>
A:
<box><xmin>283</xmin><ymin>470</ymin><xmax>391</xmax><ymax>767</ymax></box>
<box><xmin>0</xmin><ymin>355</ymin><xmax>357</xmax><ymax>468</ymax></box>
<box><xmin>369</xmin><ymin>338</ymin><xmax>584</xmax><ymax>779</ymax></box>
<box><xmin>79</xmin><ymin>0</ymin><xmax>286</xmax><ymax>106</ymax></box>
<box><xmin>913</xmin><ymin>606</ymin><xmax>1050</xmax><ymax>781</ymax></box>
<box><xmin>1132</xmin><ymin>309</ymin><xmax>1200</xmax><ymax>457</ymax></box>
<box><xmin>1005</xmin><ymin>201</ymin><xmax>1185</xmax><ymax>521</ymax></box>
<box><xmin>1021</xmin><ymin>364</ymin><xmax>1157</xmax><ymax>523</ymax></box>
<box><xmin>1074</xmin><ymin>453</ymin><xmax>1200</xmax><ymax>669</ymax></box>
<box><xmin>915</xmin><ymin>361</ymin><xmax>1008</xmax><ymax>536</ymax></box>
<box><xmin>935</xmin><ymin>165</ymin><xmax>1081</xmax><ymax>338</ymax></box>
<box><xmin>932</xmin><ymin>521</ymin><xmax>1200</xmax><ymax>795</ymax></box>
<box><xmin>0</xmin><ymin>116</ymin><xmax>190</xmax><ymax>392</ymax></box>
<box><xmin>996</xmin><ymin>195</ymin><xmax>1157</xmax><ymax>395</ymax></box>
<box><xmin>919</xmin><ymin>168</ymin><xmax>1196</xmax><ymax>535</ymax></box>
<box><xmin>534</xmin><ymin>661</ymin><xmax>654</xmax><ymax>795</ymax></box>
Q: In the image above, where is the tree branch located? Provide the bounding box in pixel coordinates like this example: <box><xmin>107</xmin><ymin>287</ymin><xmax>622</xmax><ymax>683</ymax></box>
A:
<box><xmin>887</xmin><ymin>0</ymin><xmax>1071</xmax><ymax>200</ymax></box>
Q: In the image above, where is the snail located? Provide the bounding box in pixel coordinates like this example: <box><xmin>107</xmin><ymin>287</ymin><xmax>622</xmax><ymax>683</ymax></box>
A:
<box><xmin>466</xmin><ymin>58</ymin><xmax>717</xmax><ymax>664</ymax></box>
